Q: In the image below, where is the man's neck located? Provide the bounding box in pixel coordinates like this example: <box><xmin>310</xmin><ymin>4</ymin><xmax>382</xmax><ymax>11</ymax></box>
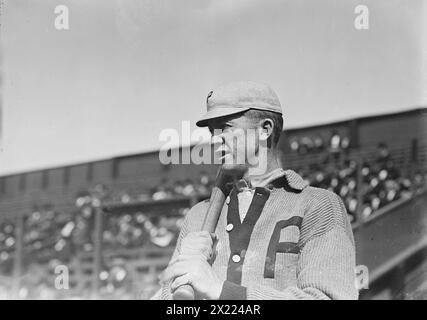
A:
<box><xmin>242</xmin><ymin>151</ymin><xmax>282</xmax><ymax>187</ymax></box>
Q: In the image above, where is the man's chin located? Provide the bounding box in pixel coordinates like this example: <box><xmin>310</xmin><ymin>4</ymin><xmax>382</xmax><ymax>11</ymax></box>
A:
<box><xmin>221</xmin><ymin>163</ymin><xmax>248</xmax><ymax>175</ymax></box>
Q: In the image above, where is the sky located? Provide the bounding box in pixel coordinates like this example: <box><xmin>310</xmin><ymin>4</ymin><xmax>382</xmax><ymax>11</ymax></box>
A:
<box><xmin>0</xmin><ymin>0</ymin><xmax>426</xmax><ymax>176</ymax></box>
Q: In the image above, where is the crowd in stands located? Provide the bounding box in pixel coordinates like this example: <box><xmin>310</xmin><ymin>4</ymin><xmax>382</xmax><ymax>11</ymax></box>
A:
<box><xmin>289</xmin><ymin>131</ymin><xmax>351</xmax><ymax>155</ymax></box>
<box><xmin>0</xmin><ymin>182</ymin><xmax>192</xmax><ymax>299</ymax></box>
<box><xmin>0</xmin><ymin>220</ymin><xmax>15</xmax><ymax>277</ymax></box>
<box><xmin>0</xmin><ymin>142</ymin><xmax>426</xmax><ymax>299</ymax></box>
<box><xmin>106</xmin><ymin>173</ymin><xmax>213</xmax><ymax>204</ymax></box>
<box><xmin>296</xmin><ymin>144</ymin><xmax>427</xmax><ymax>222</ymax></box>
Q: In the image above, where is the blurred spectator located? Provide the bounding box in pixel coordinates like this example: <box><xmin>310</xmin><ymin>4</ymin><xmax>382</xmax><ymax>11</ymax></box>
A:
<box><xmin>289</xmin><ymin>131</ymin><xmax>349</xmax><ymax>156</ymax></box>
<box><xmin>329</xmin><ymin>131</ymin><xmax>341</xmax><ymax>152</ymax></box>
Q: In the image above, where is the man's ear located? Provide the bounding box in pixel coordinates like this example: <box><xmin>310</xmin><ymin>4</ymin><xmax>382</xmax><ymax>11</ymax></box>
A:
<box><xmin>259</xmin><ymin>118</ymin><xmax>274</xmax><ymax>141</ymax></box>
<box><xmin>258</xmin><ymin>118</ymin><xmax>274</xmax><ymax>149</ymax></box>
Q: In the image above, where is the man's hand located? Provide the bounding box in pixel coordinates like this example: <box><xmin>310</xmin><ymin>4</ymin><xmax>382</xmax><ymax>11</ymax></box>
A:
<box><xmin>159</xmin><ymin>231</ymin><xmax>223</xmax><ymax>300</ymax></box>
<box><xmin>179</xmin><ymin>231</ymin><xmax>216</xmax><ymax>259</ymax></box>
<box><xmin>160</xmin><ymin>254</ymin><xmax>224</xmax><ymax>300</ymax></box>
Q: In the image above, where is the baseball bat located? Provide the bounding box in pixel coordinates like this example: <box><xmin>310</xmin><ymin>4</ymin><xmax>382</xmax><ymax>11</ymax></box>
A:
<box><xmin>172</xmin><ymin>166</ymin><xmax>245</xmax><ymax>300</ymax></box>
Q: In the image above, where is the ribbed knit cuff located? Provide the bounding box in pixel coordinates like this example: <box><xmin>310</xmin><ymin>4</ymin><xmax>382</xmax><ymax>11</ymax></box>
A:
<box><xmin>219</xmin><ymin>281</ymin><xmax>247</xmax><ymax>300</ymax></box>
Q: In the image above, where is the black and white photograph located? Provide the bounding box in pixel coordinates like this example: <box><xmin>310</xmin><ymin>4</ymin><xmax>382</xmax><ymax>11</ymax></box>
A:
<box><xmin>0</xmin><ymin>0</ymin><xmax>426</xmax><ymax>303</ymax></box>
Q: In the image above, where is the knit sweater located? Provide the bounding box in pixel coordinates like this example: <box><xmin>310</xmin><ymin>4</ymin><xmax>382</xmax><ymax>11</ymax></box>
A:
<box><xmin>152</xmin><ymin>169</ymin><xmax>358</xmax><ymax>300</ymax></box>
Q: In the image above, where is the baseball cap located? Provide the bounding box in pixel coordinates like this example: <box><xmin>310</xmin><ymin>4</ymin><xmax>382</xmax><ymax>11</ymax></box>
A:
<box><xmin>196</xmin><ymin>81</ymin><xmax>283</xmax><ymax>127</ymax></box>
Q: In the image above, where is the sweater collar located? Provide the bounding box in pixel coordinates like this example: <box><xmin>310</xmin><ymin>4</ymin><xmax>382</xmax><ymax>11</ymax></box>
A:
<box><xmin>280</xmin><ymin>169</ymin><xmax>309</xmax><ymax>191</ymax></box>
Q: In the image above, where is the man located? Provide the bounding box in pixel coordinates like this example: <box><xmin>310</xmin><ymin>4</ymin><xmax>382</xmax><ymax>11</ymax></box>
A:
<box><xmin>151</xmin><ymin>81</ymin><xmax>358</xmax><ymax>300</ymax></box>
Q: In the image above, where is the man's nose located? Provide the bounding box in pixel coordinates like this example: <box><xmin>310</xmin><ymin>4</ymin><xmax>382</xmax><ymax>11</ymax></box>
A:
<box><xmin>211</xmin><ymin>134</ymin><xmax>228</xmax><ymax>159</ymax></box>
<box><xmin>211</xmin><ymin>133</ymin><xmax>225</xmax><ymax>146</ymax></box>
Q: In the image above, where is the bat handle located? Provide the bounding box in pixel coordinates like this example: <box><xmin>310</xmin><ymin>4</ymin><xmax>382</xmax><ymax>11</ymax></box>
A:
<box><xmin>172</xmin><ymin>284</ymin><xmax>195</xmax><ymax>300</ymax></box>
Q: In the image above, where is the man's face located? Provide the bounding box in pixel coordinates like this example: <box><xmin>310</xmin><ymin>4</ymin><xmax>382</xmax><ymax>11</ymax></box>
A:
<box><xmin>207</xmin><ymin>113</ymin><xmax>266</xmax><ymax>173</ymax></box>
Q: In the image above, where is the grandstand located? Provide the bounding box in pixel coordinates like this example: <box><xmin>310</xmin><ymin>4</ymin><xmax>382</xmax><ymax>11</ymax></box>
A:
<box><xmin>0</xmin><ymin>107</ymin><xmax>426</xmax><ymax>299</ymax></box>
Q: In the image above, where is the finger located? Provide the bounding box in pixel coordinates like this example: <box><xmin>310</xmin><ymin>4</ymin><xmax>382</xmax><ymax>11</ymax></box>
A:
<box><xmin>180</xmin><ymin>245</ymin><xmax>212</xmax><ymax>256</ymax></box>
<box><xmin>195</xmin><ymin>230</ymin><xmax>212</xmax><ymax>238</ymax></box>
<box><xmin>183</xmin><ymin>236</ymin><xmax>213</xmax><ymax>250</ymax></box>
<box><xmin>210</xmin><ymin>233</ymin><xmax>218</xmax><ymax>242</ymax></box>
<box><xmin>169</xmin><ymin>253</ymin><xmax>200</xmax><ymax>267</ymax></box>
<box><xmin>185</xmin><ymin>231</ymin><xmax>211</xmax><ymax>240</ymax></box>
<box><xmin>183</xmin><ymin>235</ymin><xmax>212</xmax><ymax>248</ymax></box>
<box><xmin>160</xmin><ymin>261</ymin><xmax>191</xmax><ymax>284</ymax></box>
<box><xmin>189</xmin><ymin>231</ymin><xmax>214</xmax><ymax>244</ymax></box>
<box><xmin>170</xmin><ymin>274</ymin><xmax>192</xmax><ymax>292</ymax></box>
<box><xmin>178</xmin><ymin>254</ymin><xmax>206</xmax><ymax>267</ymax></box>
<box><xmin>201</xmin><ymin>231</ymin><xmax>216</xmax><ymax>245</ymax></box>
<box><xmin>181</xmin><ymin>241</ymin><xmax>211</xmax><ymax>249</ymax></box>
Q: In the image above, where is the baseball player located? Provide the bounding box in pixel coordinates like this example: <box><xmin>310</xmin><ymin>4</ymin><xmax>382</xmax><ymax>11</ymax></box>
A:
<box><xmin>151</xmin><ymin>81</ymin><xmax>358</xmax><ymax>300</ymax></box>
